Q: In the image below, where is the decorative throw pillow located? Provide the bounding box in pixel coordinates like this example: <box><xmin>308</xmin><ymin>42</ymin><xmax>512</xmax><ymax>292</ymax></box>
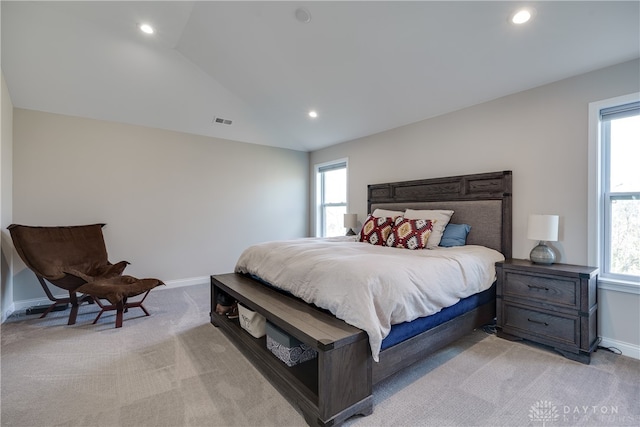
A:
<box><xmin>358</xmin><ymin>215</ymin><xmax>395</xmax><ymax>246</ymax></box>
<box><xmin>439</xmin><ymin>223</ymin><xmax>471</xmax><ymax>247</ymax></box>
<box><xmin>403</xmin><ymin>209</ymin><xmax>454</xmax><ymax>248</ymax></box>
<box><xmin>386</xmin><ymin>217</ymin><xmax>433</xmax><ymax>250</ymax></box>
<box><xmin>372</xmin><ymin>208</ymin><xmax>404</xmax><ymax>219</ymax></box>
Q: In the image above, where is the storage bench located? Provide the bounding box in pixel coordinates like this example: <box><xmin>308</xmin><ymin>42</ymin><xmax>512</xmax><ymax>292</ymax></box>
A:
<box><xmin>210</xmin><ymin>273</ymin><xmax>373</xmax><ymax>427</ymax></box>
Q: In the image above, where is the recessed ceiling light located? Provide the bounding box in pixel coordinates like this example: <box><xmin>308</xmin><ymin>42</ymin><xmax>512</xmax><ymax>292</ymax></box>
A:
<box><xmin>510</xmin><ymin>8</ymin><xmax>535</xmax><ymax>25</ymax></box>
<box><xmin>308</xmin><ymin>110</ymin><xmax>318</xmax><ymax>118</ymax></box>
<box><xmin>139</xmin><ymin>23</ymin><xmax>154</xmax><ymax>34</ymax></box>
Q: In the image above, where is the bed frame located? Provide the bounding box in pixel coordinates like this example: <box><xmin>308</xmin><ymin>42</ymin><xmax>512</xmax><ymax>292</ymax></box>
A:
<box><xmin>210</xmin><ymin>170</ymin><xmax>512</xmax><ymax>426</ymax></box>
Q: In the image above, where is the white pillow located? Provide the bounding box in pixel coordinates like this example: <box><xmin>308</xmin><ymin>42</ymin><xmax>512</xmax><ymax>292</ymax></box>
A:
<box><xmin>403</xmin><ymin>209</ymin><xmax>454</xmax><ymax>248</ymax></box>
<box><xmin>372</xmin><ymin>208</ymin><xmax>404</xmax><ymax>218</ymax></box>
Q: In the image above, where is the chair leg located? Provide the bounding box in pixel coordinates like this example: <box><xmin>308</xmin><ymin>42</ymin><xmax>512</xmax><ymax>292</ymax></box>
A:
<box><xmin>34</xmin><ymin>275</ymin><xmax>96</xmax><ymax>325</ymax></box>
<box><xmin>115</xmin><ymin>301</ymin><xmax>124</xmax><ymax>328</ymax></box>
<box><xmin>139</xmin><ymin>304</ymin><xmax>151</xmax><ymax>317</ymax></box>
<box><xmin>122</xmin><ymin>291</ymin><xmax>152</xmax><ymax>318</ymax></box>
<box><xmin>38</xmin><ymin>304</ymin><xmax>60</xmax><ymax>319</ymax></box>
<box><xmin>36</xmin><ymin>276</ymin><xmax>81</xmax><ymax>324</ymax></box>
<box><xmin>129</xmin><ymin>290</ymin><xmax>151</xmax><ymax>317</ymax></box>
<box><xmin>36</xmin><ymin>276</ymin><xmax>67</xmax><ymax>319</ymax></box>
<box><xmin>67</xmin><ymin>291</ymin><xmax>80</xmax><ymax>325</ymax></box>
<box><xmin>89</xmin><ymin>291</ymin><xmax>151</xmax><ymax>328</ymax></box>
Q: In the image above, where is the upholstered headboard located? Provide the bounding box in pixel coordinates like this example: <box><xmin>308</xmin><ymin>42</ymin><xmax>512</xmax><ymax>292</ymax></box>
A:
<box><xmin>368</xmin><ymin>171</ymin><xmax>512</xmax><ymax>258</ymax></box>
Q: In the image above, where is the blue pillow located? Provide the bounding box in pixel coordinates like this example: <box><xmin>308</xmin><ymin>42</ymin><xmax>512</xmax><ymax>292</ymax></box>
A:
<box><xmin>439</xmin><ymin>223</ymin><xmax>471</xmax><ymax>247</ymax></box>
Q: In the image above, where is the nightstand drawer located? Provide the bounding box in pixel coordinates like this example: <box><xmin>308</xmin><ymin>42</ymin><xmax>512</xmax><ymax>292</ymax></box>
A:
<box><xmin>503</xmin><ymin>271</ymin><xmax>578</xmax><ymax>308</ymax></box>
<box><xmin>502</xmin><ymin>303</ymin><xmax>578</xmax><ymax>347</ymax></box>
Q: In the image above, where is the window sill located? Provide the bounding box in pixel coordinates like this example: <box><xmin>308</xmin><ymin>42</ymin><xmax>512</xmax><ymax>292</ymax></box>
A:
<box><xmin>598</xmin><ymin>277</ymin><xmax>640</xmax><ymax>295</ymax></box>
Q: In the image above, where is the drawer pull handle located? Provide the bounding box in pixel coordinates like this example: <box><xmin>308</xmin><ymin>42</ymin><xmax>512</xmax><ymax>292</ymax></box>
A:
<box><xmin>527</xmin><ymin>284</ymin><xmax>549</xmax><ymax>291</ymax></box>
<box><xmin>527</xmin><ymin>318</ymin><xmax>549</xmax><ymax>326</ymax></box>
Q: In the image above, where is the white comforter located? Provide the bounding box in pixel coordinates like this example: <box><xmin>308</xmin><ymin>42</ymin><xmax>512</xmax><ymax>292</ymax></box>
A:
<box><xmin>235</xmin><ymin>236</ymin><xmax>504</xmax><ymax>361</ymax></box>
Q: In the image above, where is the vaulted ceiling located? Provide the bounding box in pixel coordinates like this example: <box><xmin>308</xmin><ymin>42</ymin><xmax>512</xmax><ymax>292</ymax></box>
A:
<box><xmin>2</xmin><ymin>1</ymin><xmax>639</xmax><ymax>151</ymax></box>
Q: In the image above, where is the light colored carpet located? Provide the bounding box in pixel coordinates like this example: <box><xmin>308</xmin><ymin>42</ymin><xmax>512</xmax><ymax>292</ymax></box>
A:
<box><xmin>1</xmin><ymin>283</ymin><xmax>638</xmax><ymax>427</ymax></box>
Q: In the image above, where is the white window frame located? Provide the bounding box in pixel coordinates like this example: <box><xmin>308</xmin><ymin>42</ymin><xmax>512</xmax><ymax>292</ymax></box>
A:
<box><xmin>314</xmin><ymin>158</ymin><xmax>348</xmax><ymax>237</ymax></box>
<box><xmin>588</xmin><ymin>93</ymin><xmax>640</xmax><ymax>295</ymax></box>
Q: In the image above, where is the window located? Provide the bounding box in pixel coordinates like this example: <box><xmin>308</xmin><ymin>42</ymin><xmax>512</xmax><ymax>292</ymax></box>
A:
<box><xmin>589</xmin><ymin>95</ymin><xmax>640</xmax><ymax>289</ymax></box>
<box><xmin>315</xmin><ymin>160</ymin><xmax>347</xmax><ymax>237</ymax></box>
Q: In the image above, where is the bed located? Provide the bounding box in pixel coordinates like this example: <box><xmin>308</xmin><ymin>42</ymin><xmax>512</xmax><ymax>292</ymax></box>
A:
<box><xmin>210</xmin><ymin>170</ymin><xmax>512</xmax><ymax>426</ymax></box>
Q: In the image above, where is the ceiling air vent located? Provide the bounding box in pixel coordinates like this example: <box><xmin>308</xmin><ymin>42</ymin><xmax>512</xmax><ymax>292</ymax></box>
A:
<box><xmin>213</xmin><ymin>116</ymin><xmax>233</xmax><ymax>125</ymax></box>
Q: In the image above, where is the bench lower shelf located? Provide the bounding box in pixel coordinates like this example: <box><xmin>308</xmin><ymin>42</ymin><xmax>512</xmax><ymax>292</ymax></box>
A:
<box><xmin>210</xmin><ymin>273</ymin><xmax>373</xmax><ymax>427</ymax></box>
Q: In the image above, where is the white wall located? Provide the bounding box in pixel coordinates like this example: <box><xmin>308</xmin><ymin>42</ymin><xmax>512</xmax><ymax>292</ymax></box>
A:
<box><xmin>1</xmin><ymin>71</ymin><xmax>14</xmax><ymax>322</ymax></box>
<box><xmin>310</xmin><ymin>59</ymin><xmax>640</xmax><ymax>356</ymax></box>
<box><xmin>12</xmin><ymin>109</ymin><xmax>309</xmax><ymax>303</ymax></box>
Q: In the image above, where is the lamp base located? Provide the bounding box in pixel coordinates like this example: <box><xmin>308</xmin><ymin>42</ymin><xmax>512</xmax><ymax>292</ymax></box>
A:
<box><xmin>530</xmin><ymin>241</ymin><xmax>556</xmax><ymax>264</ymax></box>
<box><xmin>346</xmin><ymin>229</ymin><xmax>356</xmax><ymax>236</ymax></box>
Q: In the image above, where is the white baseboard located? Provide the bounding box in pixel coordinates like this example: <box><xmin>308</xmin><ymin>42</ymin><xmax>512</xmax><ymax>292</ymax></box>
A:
<box><xmin>13</xmin><ymin>296</ymin><xmax>55</xmax><ymax>312</ymax></box>
<box><xmin>599</xmin><ymin>336</ymin><xmax>640</xmax><ymax>360</ymax></box>
<box><xmin>160</xmin><ymin>276</ymin><xmax>209</xmax><ymax>289</ymax></box>
<box><xmin>2</xmin><ymin>302</ymin><xmax>16</xmax><ymax>323</ymax></box>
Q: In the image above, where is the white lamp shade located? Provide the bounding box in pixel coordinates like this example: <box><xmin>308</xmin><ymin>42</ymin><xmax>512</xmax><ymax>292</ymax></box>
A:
<box><xmin>527</xmin><ymin>214</ymin><xmax>559</xmax><ymax>242</ymax></box>
<box><xmin>343</xmin><ymin>213</ymin><xmax>357</xmax><ymax>229</ymax></box>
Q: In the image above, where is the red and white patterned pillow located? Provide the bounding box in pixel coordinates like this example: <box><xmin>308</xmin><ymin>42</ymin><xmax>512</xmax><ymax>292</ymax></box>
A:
<box><xmin>386</xmin><ymin>217</ymin><xmax>433</xmax><ymax>249</ymax></box>
<box><xmin>357</xmin><ymin>215</ymin><xmax>395</xmax><ymax>246</ymax></box>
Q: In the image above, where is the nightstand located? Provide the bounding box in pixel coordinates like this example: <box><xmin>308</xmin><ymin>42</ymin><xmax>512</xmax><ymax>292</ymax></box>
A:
<box><xmin>496</xmin><ymin>259</ymin><xmax>599</xmax><ymax>364</ymax></box>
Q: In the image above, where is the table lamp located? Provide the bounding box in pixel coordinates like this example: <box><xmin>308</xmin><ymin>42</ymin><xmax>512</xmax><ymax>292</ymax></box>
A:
<box><xmin>527</xmin><ymin>214</ymin><xmax>559</xmax><ymax>264</ymax></box>
<box><xmin>344</xmin><ymin>213</ymin><xmax>357</xmax><ymax>236</ymax></box>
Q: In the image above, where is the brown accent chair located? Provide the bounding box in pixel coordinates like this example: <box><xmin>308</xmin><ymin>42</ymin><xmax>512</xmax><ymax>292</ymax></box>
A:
<box><xmin>8</xmin><ymin>223</ymin><xmax>129</xmax><ymax>325</ymax></box>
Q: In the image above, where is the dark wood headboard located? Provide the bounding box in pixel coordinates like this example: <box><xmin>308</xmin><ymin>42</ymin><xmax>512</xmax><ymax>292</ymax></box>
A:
<box><xmin>368</xmin><ymin>171</ymin><xmax>512</xmax><ymax>258</ymax></box>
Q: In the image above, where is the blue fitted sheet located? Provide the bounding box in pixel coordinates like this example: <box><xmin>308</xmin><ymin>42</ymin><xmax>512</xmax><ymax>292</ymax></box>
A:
<box><xmin>380</xmin><ymin>283</ymin><xmax>496</xmax><ymax>350</ymax></box>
